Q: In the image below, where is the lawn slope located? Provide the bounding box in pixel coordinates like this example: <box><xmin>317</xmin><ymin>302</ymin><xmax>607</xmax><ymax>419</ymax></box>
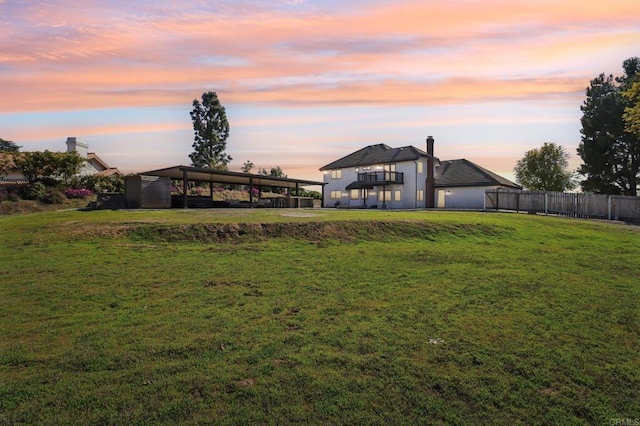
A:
<box><xmin>1</xmin><ymin>210</ymin><xmax>638</xmax><ymax>424</ymax></box>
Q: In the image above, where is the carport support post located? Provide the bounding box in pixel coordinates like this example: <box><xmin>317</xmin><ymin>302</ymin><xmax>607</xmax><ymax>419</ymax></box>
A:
<box><xmin>382</xmin><ymin>183</ymin><xmax>386</xmax><ymax>208</ymax></box>
<box><xmin>296</xmin><ymin>183</ymin><xmax>300</xmax><ymax>208</ymax></box>
<box><xmin>182</xmin><ymin>169</ymin><xmax>188</xmax><ymax>209</ymax></box>
<box><xmin>249</xmin><ymin>177</ymin><xmax>254</xmax><ymax>208</ymax></box>
<box><xmin>209</xmin><ymin>182</ymin><xmax>214</xmax><ymax>199</ymax></box>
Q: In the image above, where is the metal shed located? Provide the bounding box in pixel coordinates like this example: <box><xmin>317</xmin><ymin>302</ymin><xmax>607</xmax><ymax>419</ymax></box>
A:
<box><xmin>124</xmin><ymin>175</ymin><xmax>172</xmax><ymax>209</ymax></box>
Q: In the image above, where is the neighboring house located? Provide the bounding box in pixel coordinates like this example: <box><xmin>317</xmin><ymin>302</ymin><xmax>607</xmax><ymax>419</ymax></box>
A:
<box><xmin>319</xmin><ymin>137</ymin><xmax>520</xmax><ymax>209</ymax></box>
<box><xmin>0</xmin><ymin>137</ymin><xmax>120</xmax><ymax>183</ymax></box>
<box><xmin>434</xmin><ymin>159</ymin><xmax>521</xmax><ymax>209</ymax></box>
<box><xmin>66</xmin><ymin>137</ymin><xmax>121</xmax><ymax>177</ymax></box>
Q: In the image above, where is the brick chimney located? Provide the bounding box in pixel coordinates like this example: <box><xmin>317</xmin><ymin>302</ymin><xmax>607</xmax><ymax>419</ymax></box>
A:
<box><xmin>426</xmin><ymin>136</ymin><xmax>434</xmax><ymax>157</ymax></box>
<box><xmin>425</xmin><ymin>136</ymin><xmax>435</xmax><ymax>208</ymax></box>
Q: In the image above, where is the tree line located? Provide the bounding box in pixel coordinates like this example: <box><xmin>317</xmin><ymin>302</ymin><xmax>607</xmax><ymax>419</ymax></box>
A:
<box><xmin>516</xmin><ymin>57</ymin><xmax>640</xmax><ymax>195</ymax></box>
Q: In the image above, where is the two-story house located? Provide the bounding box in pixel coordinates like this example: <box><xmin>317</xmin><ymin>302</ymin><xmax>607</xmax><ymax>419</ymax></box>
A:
<box><xmin>320</xmin><ymin>136</ymin><xmax>437</xmax><ymax>209</ymax></box>
<box><xmin>319</xmin><ymin>136</ymin><xmax>520</xmax><ymax>209</ymax></box>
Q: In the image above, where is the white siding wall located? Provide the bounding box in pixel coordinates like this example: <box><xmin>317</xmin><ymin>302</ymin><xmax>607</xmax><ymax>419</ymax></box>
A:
<box><xmin>436</xmin><ymin>186</ymin><xmax>500</xmax><ymax>209</ymax></box>
<box><xmin>322</xmin><ymin>167</ymin><xmax>355</xmax><ymax>208</ymax></box>
<box><xmin>81</xmin><ymin>159</ymin><xmax>104</xmax><ymax>176</ymax></box>
<box><xmin>323</xmin><ymin>159</ymin><xmax>428</xmax><ymax>209</ymax></box>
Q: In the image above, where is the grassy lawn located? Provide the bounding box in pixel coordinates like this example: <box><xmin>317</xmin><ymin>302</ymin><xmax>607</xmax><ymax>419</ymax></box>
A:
<box><xmin>1</xmin><ymin>209</ymin><xmax>639</xmax><ymax>424</ymax></box>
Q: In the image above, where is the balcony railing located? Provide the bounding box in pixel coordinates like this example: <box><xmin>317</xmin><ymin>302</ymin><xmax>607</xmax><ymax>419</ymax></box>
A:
<box><xmin>357</xmin><ymin>171</ymin><xmax>404</xmax><ymax>184</ymax></box>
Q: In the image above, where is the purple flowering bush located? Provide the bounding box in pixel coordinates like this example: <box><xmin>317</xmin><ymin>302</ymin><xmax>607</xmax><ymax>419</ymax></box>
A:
<box><xmin>64</xmin><ymin>188</ymin><xmax>94</xmax><ymax>199</ymax></box>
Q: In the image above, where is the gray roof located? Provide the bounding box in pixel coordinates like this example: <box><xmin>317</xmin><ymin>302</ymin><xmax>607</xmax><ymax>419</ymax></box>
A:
<box><xmin>319</xmin><ymin>144</ymin><xmax>434</xmax><ymax>170</ymax></box>
<box><xmin>140</xmin><ymin>165</ymin><xmax>325</xmax><ymax>189</ymax></box>
<box><xmin>435</xmin><ymin>159</ymin><xmax>521</xmax><ymax>189</ymax></box>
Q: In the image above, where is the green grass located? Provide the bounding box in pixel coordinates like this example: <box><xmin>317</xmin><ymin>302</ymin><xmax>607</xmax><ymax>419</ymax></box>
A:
<box><xmin>1</xmin><ymin>209</ymin><xmax>639</xmax><ymax>424</ymax></box>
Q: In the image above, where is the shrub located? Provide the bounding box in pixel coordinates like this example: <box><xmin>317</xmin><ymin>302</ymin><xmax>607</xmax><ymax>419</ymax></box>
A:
<box><xmin>23</xmin><ymin>182</ymin><xmax>47</xmax><ymax>200</ymax></box>
<box><xmin>64</xmin><ymin>188</ymin><xmax>94</xmax><ymax>199</ymax></box>
<box><xmin>79</xmin><ymin>174</ymin><xmax>124</xmax><ymax>193</ymax></box>
<box><xmin>7</xmin><ymin>190</ymin><xmax>20</xmax><ymax>202</ymax></box>
<box><xmin>0</xmin><ymin>184</ymin><xmax>26</xmax><ymax>202</ymax></box>
<box><xmin>171</xmin><ymin>183</ymin><xmax>183</xmax><ymax>195</ymax></box>
<box><xmin>43</xmin><ymin>188</ymin><xmax>67</xmax><ymax>204</ymax></box>
<box><xmin>193</xmin><ymin>186</ymin><xmax>208</xmax><ymax>196</ymax></box>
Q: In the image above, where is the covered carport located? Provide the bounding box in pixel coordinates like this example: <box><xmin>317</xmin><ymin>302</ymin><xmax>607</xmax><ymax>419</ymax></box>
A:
<box><xmin>138</xmin><ymin>165</ymin><xmax>326</xmax><ymax>209</ymax></box>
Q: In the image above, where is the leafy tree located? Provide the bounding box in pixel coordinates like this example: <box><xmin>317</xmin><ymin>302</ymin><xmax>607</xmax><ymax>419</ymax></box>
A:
<box><xmin>255</xmin><ymin>166</ymin><xmax>287</xmax><ymax>192</ymax></box>
<box><xmin>623</xmin><ymin>80</ymin><xmax>640</xmax><ymax>137</ymax></box>
<box><xmin>241</xmin><ymin>161</ymin><xmax>255</xmax><ymax>174</ymax></box>
<box><xmin>297</xmin><ymin>188</ymin><xmax>322</xmax><ymax>199</ymax></box>
<box><xmin>15</xmin><ymin>151</ymin><xmax>54</xmax><ymax>184</ymax></box>
<box><xmin>0</xmin><ymin>140</ymin><xmax>19</xmax><ymax>184</ymax></box>
<box><xmin>74</xmin><ymin>174</ymin><xmax>125</xmax><ymax>193</ymax></box>
<box><xmin>56</xmin><ymin>151</ymin><xmax>86</xmax><ymax>184</ymax></box>
<box><xmin>268</xmin><ymin>166</ymin><xmax>287</xmax><ymax>178</ymax></box>
<box><xmin>267</xmin><ymin>166</ymin><xmax>287</xmax><ymax>193</ymax></box>
<box><xmin>0</xmin><ymin>152</ymin><xmax>17</xmax><ymax>178</ymax></box>
<box><xmin>15</xmin><ymin>151</ymin><xmax>84</xmax><ymax>184</ymax></box>
<box><xmin>0</xmin><ymin>138</ymin><xmax>21</xmax><ymax>152</ymax></box>
<box><xmin>256</xmin><ymin>166</ymin><xmax>287</xmax><ymax>178</ymax></box>
<box><xmin>189</xmin><ymin>91</ymin><xmax>232</xmax><ymax>170</ymax></box>
<box><xmin>514</xmin><ymin>142</ymin><xmax>577</xmax><ymax>192</ymax></box>
<box><xmin>578</xmin><ymin>57</ymin><xmax>640</xmax><ymax>195</ymax></box>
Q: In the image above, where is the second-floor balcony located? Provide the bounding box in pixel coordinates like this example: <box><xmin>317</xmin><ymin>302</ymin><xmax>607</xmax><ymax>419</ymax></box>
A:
<box><xmin>357</xmin><ymin>171</ymin><xmax>404</xmax><ymax>185</ymax></box>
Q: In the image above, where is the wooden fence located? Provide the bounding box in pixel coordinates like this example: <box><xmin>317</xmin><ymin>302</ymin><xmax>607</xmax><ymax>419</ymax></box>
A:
<box><xmin>485</xmin><ymin>190</ymin><xmax>640</xmax><ymax>222</ymax></box>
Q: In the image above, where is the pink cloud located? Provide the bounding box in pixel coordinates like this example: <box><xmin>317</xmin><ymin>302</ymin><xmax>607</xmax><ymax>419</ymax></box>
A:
<box><xmin>0</xmin><ymin>0</ymin><xmax>638</xmax><ymax>114</ymax></box>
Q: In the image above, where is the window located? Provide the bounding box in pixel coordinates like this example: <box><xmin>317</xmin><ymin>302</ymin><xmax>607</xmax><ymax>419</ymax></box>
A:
<box><xmin>417</xmin><ymin>190</ymin><xmax>424</xmax><ymax>201</ymax></box>
<box><xmin>378</xmin><ymin>190</ymin><xmax>392</xmax><ymax>202</ymax></box>
<box><xmin>330</xmin><ymin>190</ymin><xmax>342</xmax><ymax>199</ymax></box>
<box><xmin>382</xmin><ymin>164</ymin><xmax>397</xmax><ymax>181</ymax></box>
<box><xmin>362</xmin><ymin>165</ymin><xmax>371</xmax><ymax>171</ymax></box>
<box><xmin>331</xmin><ymin>170</ymin><xmax>342</xmax><ymax>179</ymax></box>
<box><xmin>394</xmin><ymin>190</ymin><xmax>402</xmax><ymax>202</ymax></box>
<box><xmin>417</xmin><ymin>162</ymin><xmax>423</xmax><ymax>173</ymax></box>
<box><xmin>350</xmin><ymin>189</ymin><xmax>359</xmax><ymax>200</ymax></box>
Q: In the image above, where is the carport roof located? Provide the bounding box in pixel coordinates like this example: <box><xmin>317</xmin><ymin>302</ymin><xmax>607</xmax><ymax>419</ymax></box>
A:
<box><xmin>139</xmin><ymin>165</ymin><xmax>325</xmax><ymax>189</ymax></box>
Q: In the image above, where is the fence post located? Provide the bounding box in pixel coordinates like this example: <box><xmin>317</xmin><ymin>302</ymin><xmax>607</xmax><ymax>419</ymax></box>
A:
<box><xmin>516</xmin><ymin>192</ymin><xmax>520</xmax><ymax>213</ymax></box>
<box><xmin>607</xmin><ymin>195</ymin><xmax>612</xmax><ymax>220</ymax></box>
<box><xmin>496</xmin><ymin>189</ymin><xmax>499</xmax><ymax>211</ymax></box>
<box><xmin>544</xmin><ymin>192</ymin><xmax>548</xmax><ymax>215</ymax></box>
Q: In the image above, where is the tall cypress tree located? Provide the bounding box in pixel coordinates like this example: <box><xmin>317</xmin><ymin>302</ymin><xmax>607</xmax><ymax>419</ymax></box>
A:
<box><xmin>189</xmin><ymin>92</ymin><xmax>232</xmax><ymax>170</ymax></box>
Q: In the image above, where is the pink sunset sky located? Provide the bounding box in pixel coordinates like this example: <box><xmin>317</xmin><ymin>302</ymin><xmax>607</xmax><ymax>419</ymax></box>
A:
<box><xmin>1</xmin><ymin>0</ymin><xmax>639</xmax><ymax>184</ymax></box>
